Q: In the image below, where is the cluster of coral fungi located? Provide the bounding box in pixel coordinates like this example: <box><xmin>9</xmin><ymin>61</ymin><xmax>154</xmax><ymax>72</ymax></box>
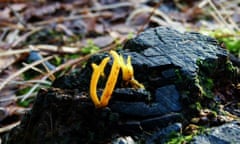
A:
<box><xmin>89</xmin><ymin>51</ymin><xmax>144</xmax><ymax>108</ymax></box>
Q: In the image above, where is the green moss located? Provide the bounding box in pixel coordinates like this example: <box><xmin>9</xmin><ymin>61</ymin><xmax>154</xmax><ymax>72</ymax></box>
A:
<box><xmin>195</xmin><ymin>58</ymin><xmax>236</xmax><ymax>100</ymax></box>
<box><xmin>127</xmin><ymin>32</ymin><xmax>134</xmax><ymax>40</ymax></box>
<box><xmin>114</xmin><ymin>38</ymin><xmax>124</xmax><ymax>50</ymax></box>
<box><xmin>175</xmin><ymin>57</ymin><xmax>237</xmax><ymax>116</ymax></box>
<box><xmin>174</xmin><ymin>69</ymin><xmax>183</xmax><ymax>83</ymax></box>
<box><xmin>17</xmin><ymin>98</ymin><xmax>34</xmax><ymax>107</ymax></box>
<box><xmin>200</xmin><ymin>29</ymin><xmax>240</xmax><ymax>56</ymax></box>
<box><xmin>166</xmin><ymin>126</ymin><xmax>207</xmax><ymax>144</ymax></box>
<box><xmin>189</xmin><ymin>102</ymin><xmax>202</xmax><ymax>111</ymax></box>
<box><xmin>81</xmin><ymin>39</ymin><xmax>100</xmax><ymax>54</ymax></box>
<box><xmin>198</xmin><ymin>76</ymin><xmax>214</xmax><ymax>99</ymax></box>
<box><xmin>166</xmin><ymin>132</ymin><xmax>194</xmax><ymax>144</ymax></box>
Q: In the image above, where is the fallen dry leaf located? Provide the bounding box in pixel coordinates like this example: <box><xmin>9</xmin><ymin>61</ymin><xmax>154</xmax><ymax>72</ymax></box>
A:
<box><xmin>62</xmin><ymin>19</ymin><xmax>88</xmax><ymax>36</ymax></box>
<box><xmin>9</xmin><ymin>3</ymin><xmax>26</xmax><ymax>12</ymax></box>
<box><xmin>0</xmin><ymin>7</ymin><xmax>11</xmax><ymax>20</ymax></box>
<box><xmin>24</xmin><ymin>2</ymin><xmax>62</xmax><ymax>22</ymax></box>
<box><xmin>82</xmin><ymin>35</ymin><xmax>115</xmax><ymax>48</ymax></box>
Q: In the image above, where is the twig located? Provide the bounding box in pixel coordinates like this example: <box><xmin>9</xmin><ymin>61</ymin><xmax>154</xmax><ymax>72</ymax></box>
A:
<box><xmin>7</xmin><ymin>4</ymin><xmax>26</xmax><ymax>26</ymax></box>
<box><xmin>126</xmin><ymin>6</ymin><xmax>174</xmax><ymax>26</ymax></box>
<box><xmin>0</xmin><ymin>79</ymin><xmax>51</xmax><ymax>85</ymax></box>
<box><xmin>10</xmin><ymin>27</ymin><xmax>43</xmax><ymax>48</ymax></box>
<box><xmin>0</xmin><ymin>44</ymin><xmax>81</xmax><ymax>58</ymax></box>
<box><xmin>217</xmin><ymin>1</ymin><xmax>239</xmax><ymax>31</ymax></box>
<box><xmin>33</xmin><ymin>12</ymin><xmax>110</xmax><ymax>26</ymax></box>
<box><xmin>0</xmin><ymin>28</ymin><xmax>9</xmax><ymax>42</ymax></box>
<box><xmin>209</xmin><ymin>11</ymin><xmax>223</xmax><ymax>26</ymax></box>
<box><xmin>22</xmin><ymin>62</ymin><xmax>46</xmax><ymax>75</ymax></box>
<box><xmin>150</xmin><ymin>16</ymin><xmax>171</xmax><ymax>26</ymax></box>
<box><xmin>0</xmin><ymin>48</ymin><xmax>32</xmax><ymax>57</ymax></box>
<box><xmin>0</xmin><ymin>22</ymin><xmax>25</xmax><ymax>30</ymax></box>
<box><xmin>0</xmin><ymin>56</ymin><xmax>54</xmax><ymax>91</ymax></box>
<box><xmin>77</xmin><ymin>2</ymin><xmax>134</xmax><ymax>13</ymax></box>
<box><xmin>137</xmin><ymin>1</ymin><xmax>162</xmax><ymax>34</ymax></box>
<box><xmin>126</xmin><ymin>3</ymin><xmax>179</xmax><ymax>33</ymax></box>
<box><xmin>0</xmin><ymin>121</ymin><xmax>21</xmax><ymax>134</ymax></box>
<box><xmin>0</xmin><ymin>96</ymin><xmax>16</xmax><ymax>103</ymax></box>
<box><xmin>33</xmin><ymin>44</ymin><xmax>80</xmax><ymax>54</ymax></box>
<box><xmin>207</xmin><ymin>0</ymin><xmax>234</xmax><ymax>32</ymax></box>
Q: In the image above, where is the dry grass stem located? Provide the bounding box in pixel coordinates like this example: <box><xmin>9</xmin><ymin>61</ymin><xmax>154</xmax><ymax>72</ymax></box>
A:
<box><xmin>137</xmin><ymin>1</ymin><xmax>162</xmax><ymax>34</ymax></box>
<box><xmin>126</xmin><ymin>5</ymin><xmax>176</xmax><ymax>27</ymax></box>
<box><xmin>207</xmin><ymin>0</ymin><xmax>233</xmax><ymax>32</ymax></box>
<box><xmin>33</xmin><ymin>12</ymin><xmax>110</xmax><ymax>26</ymax></box>
<box><xmin>0</xmin><ymin>22</ymin><xmax>25</xmax><ymax>30</ymax></box>
<box><xmin>17</xmin><ymin>92</ymin><xmax>38</xmax><ymax>100</ymax></box>
<box><xmin>10</xmin><ymin>27</ymin><xmax>43</xmax><ymax>48</ymax></box>
<box><xmin>0</xmin><ymin>121</ymin><xmax>21</xmax><ymax>134</ymax></box>
<box><xmin>0</xmin><ymin>79</ymin><xmax>51</xmax><ymax>85</ymax></box>
<box><xmin>20</xmin><ymin>83</ymin><xmax>41</xmax><ymax>101</ymax></box>
<box><xmin>0</xmin><ymin>56</ymin><xmax>54</xmax><ymax>91</ymax></box>
<box><xmin>33</xmin><ymin>44</ymin><xmax>80</xmax><ymax>54</ymax></box>
<box><xmin>22</xmin><ymin>62</ymin><xmax>46</xmax><ymax>75</ymax></box>
<box><xmin>8</xmin><ymin>4</ymin><xmax>26</xmax><ymax>26</ymax></box>
<box><xmin>0</xmin><ymin>48</ymin><xmax>31</xmax><ymax>57</ymax></box>
<box><xmin>77</xmin><ymin>2</ymin><xmax>134</xmax><ymax>13</ymax></box>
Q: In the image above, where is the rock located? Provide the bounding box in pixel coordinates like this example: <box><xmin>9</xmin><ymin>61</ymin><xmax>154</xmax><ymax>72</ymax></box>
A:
<box><xmin>112</xmin><ymin>136</ymin><xmax>136</xmax><ymax>144</ymax></box>
<box><xmin>224</xmin><ymin>102</ymin><xmax>240</xmax><ymax>117</ymax></box>
<box><xmin>110</xmin><ymin>101</ymin><xmax>170</xmax><ymax>117</ymax></box>
<box><xmin>111</xmin><ymin>88</ymin><xmax>151</xmax><ymax>102</ymax></box>
<box><xmin>122</xmin><ymin>27</ymin><xmax>236</xmax><ymax>100</ymax></box>
<box><xmin>155</xmin><ymin>85</ymin><xmax>182</xmax><ymax>112</ymax></box>
<box><xmin>110</xmin><ymin>85</ymin><xmax>182</xmax><ymax>117</ymax></box>
<box><xmin>124</xmin><ymin>27</ymin><xmax>227</xmax><ymax>76</ymax></box>
<box><xmin>190</xmin><ymin>121</ymin><xmax>240</xmax><ymax>144</ymax></box>
<box><xmin>145</xmin><ymin>123</ymin><xmax>182</xmax><ymax>144</ymax></box>
<box><xmin>116</xmin><ymin>113</ymin><xmax>183</xmax><ymax>134</ymax></box>
<box><xmin>140</xmin><ymin>113</ymin><xmax>183</xmax><ymax>130</ymax></box>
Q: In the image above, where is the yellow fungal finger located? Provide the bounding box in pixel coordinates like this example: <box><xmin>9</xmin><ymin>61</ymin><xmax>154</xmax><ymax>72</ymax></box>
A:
<box><xmin>100</xmin><ymin>51</ymin><xmax>121</xmax><ymax>107</ymax></box>
<box><xmin>127</xmin><ymin>56</ymin><xmax>133</xmax><ymax>74</ymax></box>
<box><xmin>89</xmin><ymin>50</ymin><xmax>144</xmax><ymax>108</ymax></box>
<box><xmin>90</xmin><ymin>57</ymin><xmax>110</xmax><ymax>107</ymax></box>
<box><xmin>119</xmin><ymin>55</ymin><xmax>133</xmax><ymax>81</ymax></box>
<box><xmin>126</xmin><ymin>56</ymin><xmax>134</xmax><ymax>80</ymax></box>
<box><xmin>130</xmin><ymin>79</ymin><xmax>144</xmax><ymax>89</ymax></box>
<box><xmin>120</xmin><ymin>55</ymin><xmax>144</xmax><ymax>89</ymax></box>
